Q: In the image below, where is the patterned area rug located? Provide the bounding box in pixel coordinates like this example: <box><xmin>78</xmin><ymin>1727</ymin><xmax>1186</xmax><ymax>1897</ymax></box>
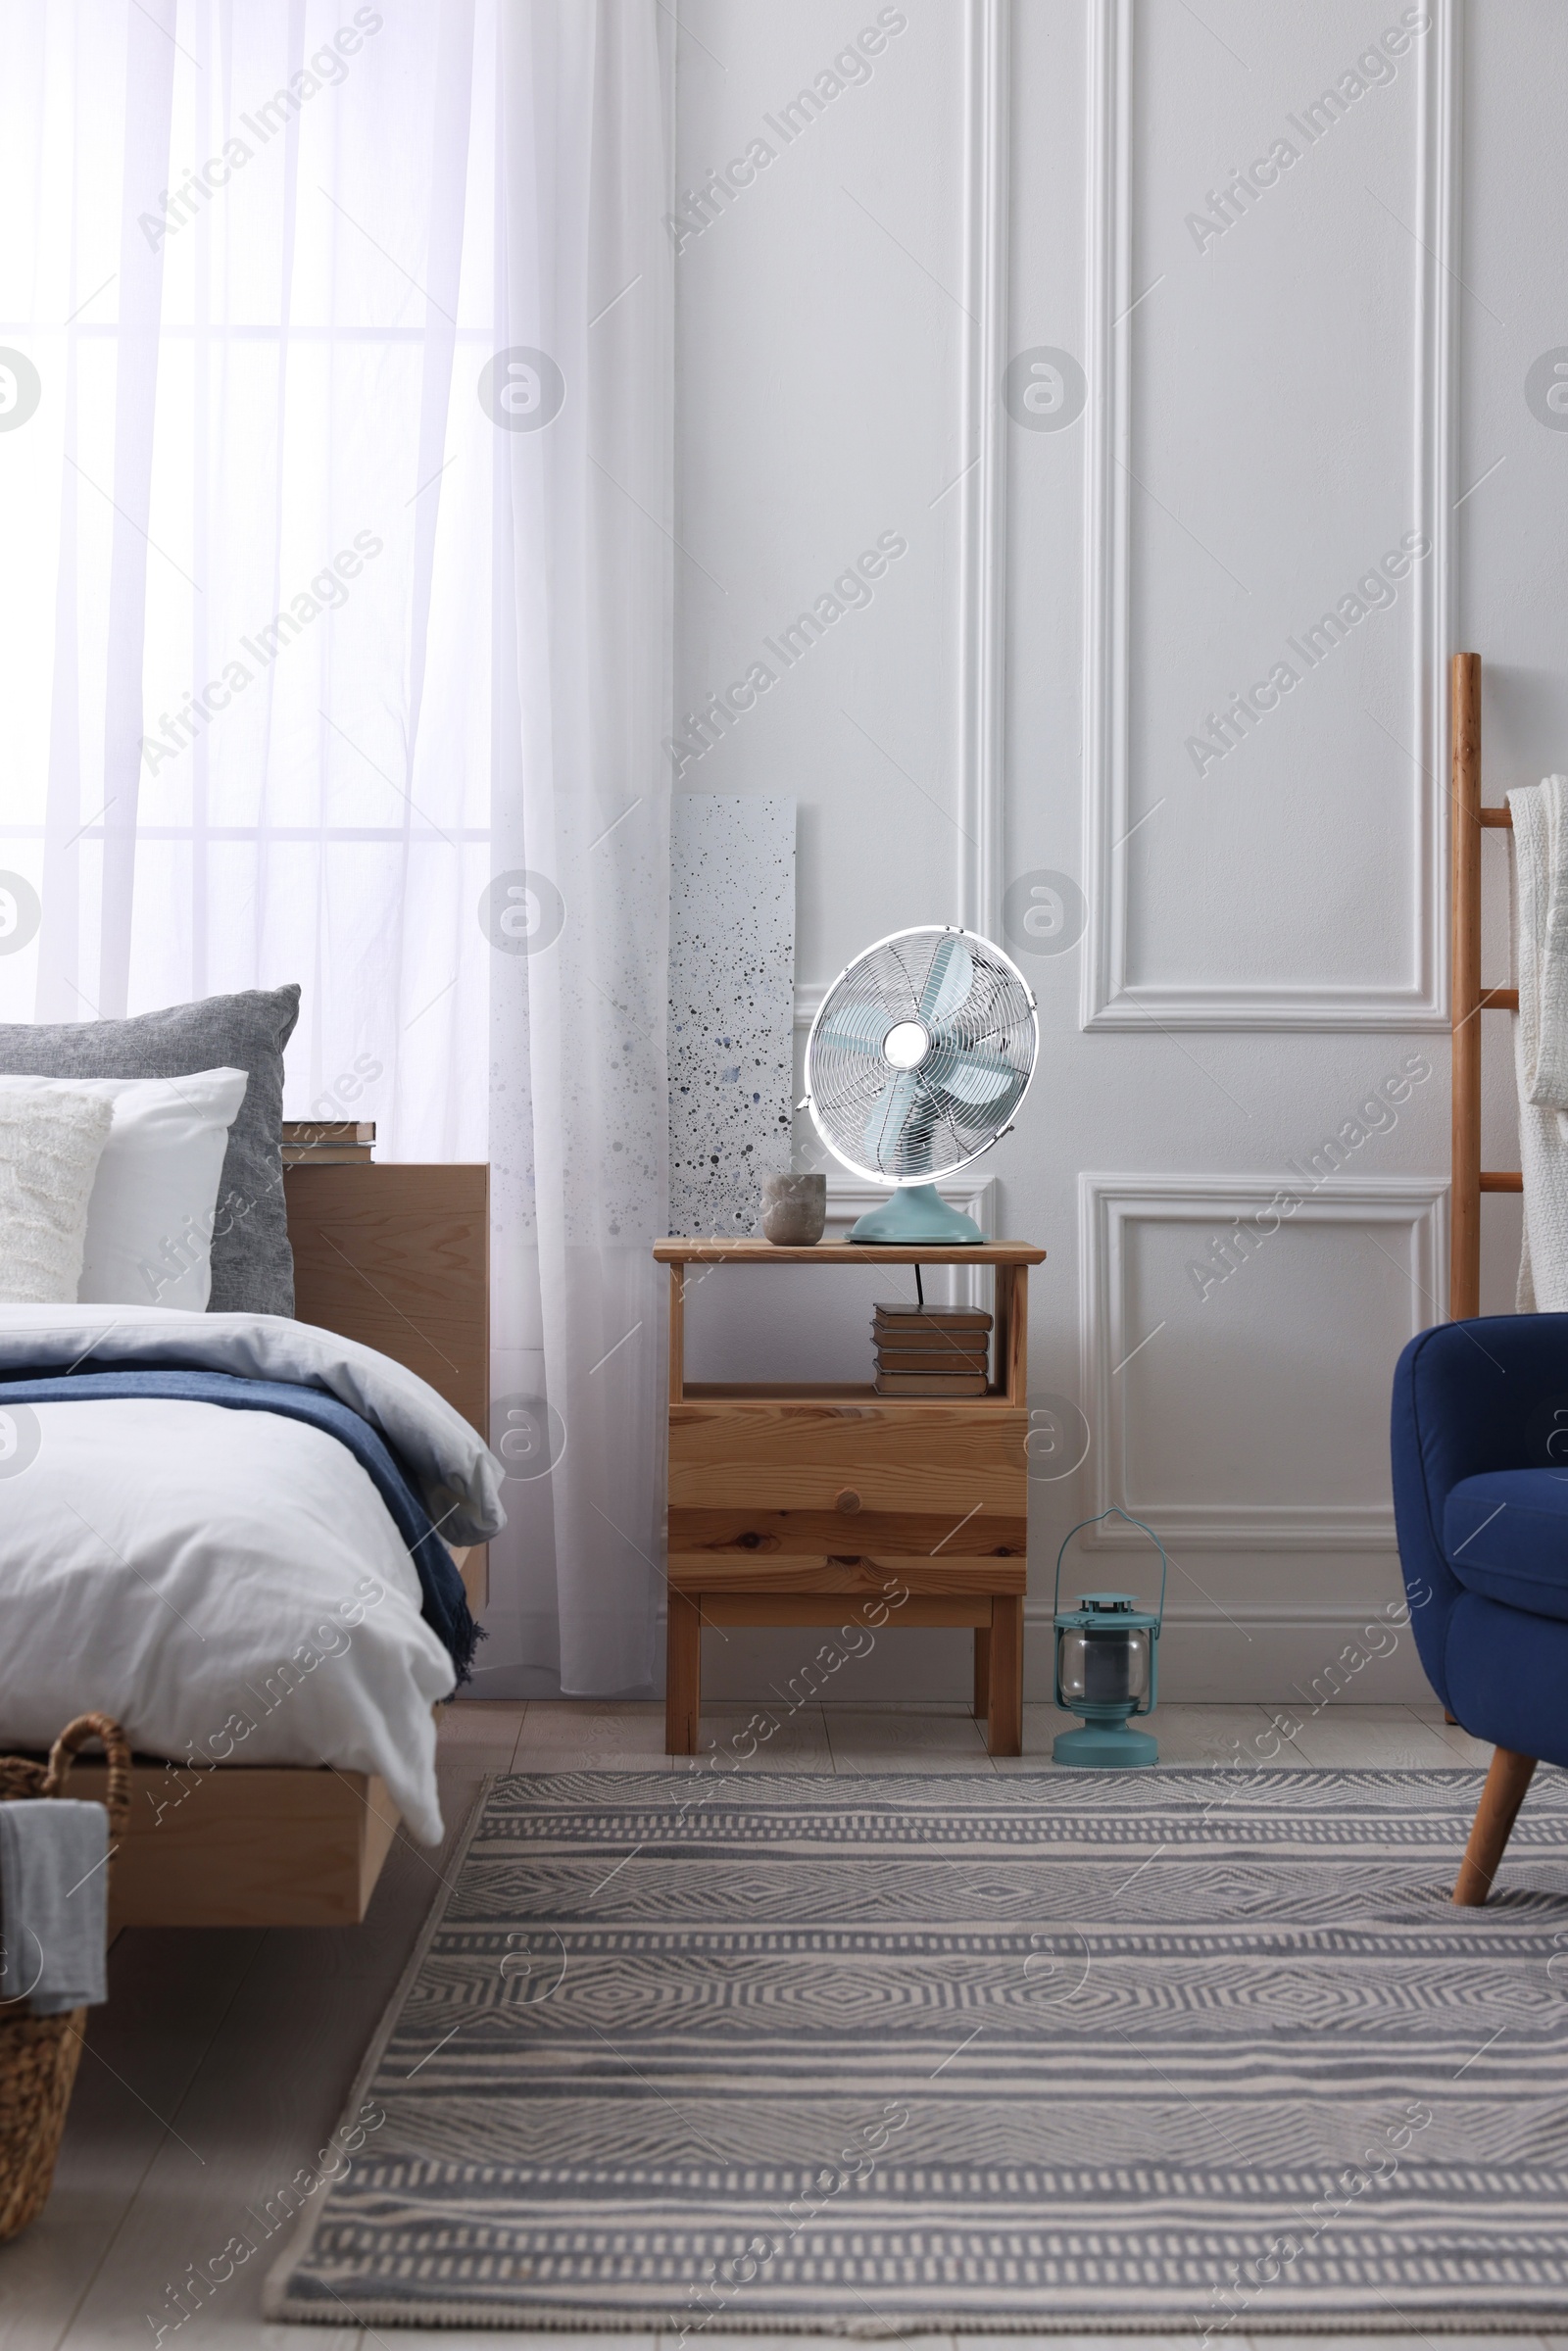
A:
<box><xmin>266</xmin><ymin>1767</ymin><xmax>1568</xmax><ymax>2332</ymax></box>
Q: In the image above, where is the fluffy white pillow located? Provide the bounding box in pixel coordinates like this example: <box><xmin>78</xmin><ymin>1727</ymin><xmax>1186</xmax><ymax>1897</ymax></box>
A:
<box><xmin>0</xmin><ymin>1088</ymin><xmax>115</xmax><ymax>1304</ymax></box>
<box><xmin>0</xmin><ymin>1068</ymin><xmax>248</xmax><ymax>1311</ymax></box>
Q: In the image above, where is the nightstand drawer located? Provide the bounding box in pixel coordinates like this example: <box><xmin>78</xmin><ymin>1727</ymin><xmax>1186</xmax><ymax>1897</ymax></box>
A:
<box><xmin>667</xmin><ymin>1398</ymin><xmax>1027</xmax><ymax>1515</ymax></box>
<box><xmin>667</xmin><ymin>1505</ymin><xmax>1028</xmax><ymax>1560</ymax></box>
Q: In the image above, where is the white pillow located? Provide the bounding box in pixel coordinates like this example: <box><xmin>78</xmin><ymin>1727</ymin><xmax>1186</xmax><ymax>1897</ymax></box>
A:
<box><xmin>0</xmin><ymin>1088</ymin><xmax>115</xmax><ymax>1304</ymax></box>
<box><xmin>0</xmin><ymin>1068</ymin><xmax>248</xmax><ymax>1311</ymax></box>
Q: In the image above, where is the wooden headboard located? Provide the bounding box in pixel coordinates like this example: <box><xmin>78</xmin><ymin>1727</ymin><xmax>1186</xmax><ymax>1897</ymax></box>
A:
<box><xmin>283</xmin><ymin>1161</ymin><xmax>489</xmax><ymax>1441</ymax></box>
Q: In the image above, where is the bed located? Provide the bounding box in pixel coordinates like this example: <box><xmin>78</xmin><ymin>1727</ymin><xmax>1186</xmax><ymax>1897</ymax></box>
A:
<box><xmin>0</xmin><ymin>1151</ymin><xmax>496</xmax><ymax>1930</ymax></box>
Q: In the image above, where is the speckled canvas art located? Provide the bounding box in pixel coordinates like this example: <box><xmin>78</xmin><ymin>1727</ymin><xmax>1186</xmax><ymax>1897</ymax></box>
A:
<box><xmin>668</xmin><ymin>793</ymin><xmax>795</xmax><ymax>1237</ymax></box>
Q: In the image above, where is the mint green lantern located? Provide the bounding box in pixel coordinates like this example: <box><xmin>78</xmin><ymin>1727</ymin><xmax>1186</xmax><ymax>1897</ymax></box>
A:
<box><xmin>1053</xmin><ymin>1509</ymin><xmax>1167</xmax><ymax>1769</ymax></box>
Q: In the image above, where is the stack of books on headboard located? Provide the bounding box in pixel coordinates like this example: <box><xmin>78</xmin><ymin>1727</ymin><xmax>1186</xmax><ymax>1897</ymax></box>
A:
<box><xmin>281</xmin><ymin>1121</ymin><xmax>375</xmax><ymax>1165</ymax></box>
<box><xmin>872</xmin><ymin>1301</ymin><xmax>992</xmax><ymax>1396</ymax></box>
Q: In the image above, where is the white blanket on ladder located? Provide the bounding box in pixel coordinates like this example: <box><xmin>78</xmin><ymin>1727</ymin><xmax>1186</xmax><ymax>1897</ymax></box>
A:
<box><xmin>1508</xmin><ymin>774</ymin><xmax>1568</xmax><ymax>1308</ymax></box>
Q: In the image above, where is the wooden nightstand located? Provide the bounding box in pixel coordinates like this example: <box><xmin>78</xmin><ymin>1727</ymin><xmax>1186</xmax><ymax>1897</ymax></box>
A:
<box><xmin>654</xmin><ymin>1238</ymin><xmax>1047</xmax><ymax>1757</ymax></box>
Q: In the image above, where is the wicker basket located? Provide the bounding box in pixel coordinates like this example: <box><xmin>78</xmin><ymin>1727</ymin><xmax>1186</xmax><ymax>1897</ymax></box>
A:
<box><xmin>0</xmin><ymin>1713</ymin><xmax>130</xmax><ymax>2242</ymax></box>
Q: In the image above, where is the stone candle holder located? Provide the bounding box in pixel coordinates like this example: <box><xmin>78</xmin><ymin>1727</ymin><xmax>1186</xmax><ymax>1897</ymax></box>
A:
<box><xmin>761</xmin><ymin>1172</ymin><xmax>826</xmax><ymax>1246</ymax></box>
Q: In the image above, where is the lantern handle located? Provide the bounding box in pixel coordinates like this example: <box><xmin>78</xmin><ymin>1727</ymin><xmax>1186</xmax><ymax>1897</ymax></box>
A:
<box><xmin>1053</xmin><ymin>1508</ymin><xmax>1168</xmax><ymax>1628</ymax></box>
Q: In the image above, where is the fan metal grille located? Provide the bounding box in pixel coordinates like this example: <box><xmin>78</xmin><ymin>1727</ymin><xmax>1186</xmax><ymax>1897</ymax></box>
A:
<box><xmin>805</xmin><ymin>927</ymin><xmax>1037</xmax><ymax>1186</ymax></box>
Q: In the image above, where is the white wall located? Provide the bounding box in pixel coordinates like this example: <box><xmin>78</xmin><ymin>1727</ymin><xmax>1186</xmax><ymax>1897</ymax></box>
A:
<box><xmin>669</xmin><ymin>0</ymin><xmax>1556</xmax><ymax>1706</ymax></box>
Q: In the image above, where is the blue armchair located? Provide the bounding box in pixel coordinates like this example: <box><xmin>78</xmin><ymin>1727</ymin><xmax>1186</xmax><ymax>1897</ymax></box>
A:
<box><xmin>1392</xmin><ymin>1314</ymin><xmax>1568</xmax><ymax>1902</ymax></box>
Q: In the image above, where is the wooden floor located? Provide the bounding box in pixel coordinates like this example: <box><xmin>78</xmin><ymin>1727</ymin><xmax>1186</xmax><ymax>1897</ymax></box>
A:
<box><xmin>0</xmin><ymin>1697</ymin><xmax>1529</xmax><ymax>2351</ymax></box>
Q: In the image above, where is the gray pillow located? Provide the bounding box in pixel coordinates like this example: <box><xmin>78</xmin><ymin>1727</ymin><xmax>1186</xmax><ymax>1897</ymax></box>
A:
<box><xmin>0</xmin><ymin>985</ymin><xmax>301</xmax><ymax>1315</ymax></box>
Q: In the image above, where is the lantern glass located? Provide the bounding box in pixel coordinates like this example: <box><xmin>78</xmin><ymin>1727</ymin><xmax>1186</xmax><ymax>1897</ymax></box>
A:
<box><xmin>1056</xmin><ymin>1624</ymin><xmax>1151</xmax><ymax>1708</ymax></box>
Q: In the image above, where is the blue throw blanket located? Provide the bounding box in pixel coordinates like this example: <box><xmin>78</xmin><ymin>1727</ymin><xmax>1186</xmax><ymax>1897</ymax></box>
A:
<box><xmin>0</xmin><ymin>1370</ymin><xmax>481</xmax><ymax>1684</ymax></box>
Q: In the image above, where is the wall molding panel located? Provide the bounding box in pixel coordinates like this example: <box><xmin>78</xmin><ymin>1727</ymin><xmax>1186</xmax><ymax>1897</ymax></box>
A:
<box><xmin>1077</xmin><ymin>1171</ymin><xmax>1448</xmax><ymax>1549</ymax></box>
<box><xmin>796</xmin><ymin>0</ymin><xmax>1008</xmax><ymax>1020</ymax></box>
<box><xmin>957</xmin><ymin>0</ymin><xmax>1010</xmax><ymax>944</ymax></box>
<box><xmin>1080</xmin><ymin>0</ymin><xmax>1456</xmax><ymax>1033</ymax></box>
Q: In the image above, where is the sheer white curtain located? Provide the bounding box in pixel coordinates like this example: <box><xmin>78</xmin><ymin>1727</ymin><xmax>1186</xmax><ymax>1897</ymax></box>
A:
<box><xmin>0</xmin><ymin>0</ymin><xmax>672</xmax><ymax>1694</ymax></box>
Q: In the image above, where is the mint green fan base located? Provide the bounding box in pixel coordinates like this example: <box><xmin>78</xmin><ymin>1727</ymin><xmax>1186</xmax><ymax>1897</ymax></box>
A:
<box><xmin>848</xmin><ymin>1183</ymin><xmax>984</xmax><ymax>1246</ymax></box>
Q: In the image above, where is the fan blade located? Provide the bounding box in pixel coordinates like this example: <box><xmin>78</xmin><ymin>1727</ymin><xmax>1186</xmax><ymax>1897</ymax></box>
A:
<box><xmin>917</xmin><ymin>936</ymin><xmax>974</xmax><ymax>1026</ymax></box>
<box><xmin>927</xmin><ymin>1026</ymin><xmax>1027</xmax><ymax>1089</ymax></box>
<box><xmin>862</xmin><ymin>1071</ymin><xmax>922</xmax><ymax>1171</ymax></box>
<box><xmin>931</xmin><ymin>1055</ymin><xmax>1023</xmax><ymax>1107</ymax></box>
<box><xmin>813</xmin><ymin>1005</ymin><xmax>887</xmax><ymax>1057</ymax></box>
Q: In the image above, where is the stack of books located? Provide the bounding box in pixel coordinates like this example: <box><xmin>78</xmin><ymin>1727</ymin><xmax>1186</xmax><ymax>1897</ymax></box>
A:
<box><xmin>872</xmin><ymin>1301</ymin><xmax>992</xmax><ymax>1396</ymax></box>
<box><xmin>281</xmin><ymin>1120</ymin><xmax>376</xmax><ymax>1165</ymax></box>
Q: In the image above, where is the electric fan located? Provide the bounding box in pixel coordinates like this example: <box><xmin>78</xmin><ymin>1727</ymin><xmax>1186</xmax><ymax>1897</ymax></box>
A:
<box><xmin>802</xmin><ymin>926</ymin><xmax>1038</xmax><ymax>1244</ymax></box>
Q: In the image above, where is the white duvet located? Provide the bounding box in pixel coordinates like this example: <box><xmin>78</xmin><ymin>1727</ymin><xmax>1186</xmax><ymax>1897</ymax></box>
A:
<box><xmin>0</xmin><ymin>1306</ymin><xmax>507</xmax><ymax>1844</ymax></box>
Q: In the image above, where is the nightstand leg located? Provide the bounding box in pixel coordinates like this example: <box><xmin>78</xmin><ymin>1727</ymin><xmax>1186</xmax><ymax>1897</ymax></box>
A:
<box><xmin>988</xmin><ymin>1596</ymin><xmax>1023</xmax><ymax>1756</ymax></box>
<box><xmin>666</xmin><ymin>1591</ymin><xmax>702</xmax><ymax>1754</ymax></box>
<box><xmin>972</xmin><ymin>1626</ymin><xmax>991</xmax><ymax>1720</ymax></box>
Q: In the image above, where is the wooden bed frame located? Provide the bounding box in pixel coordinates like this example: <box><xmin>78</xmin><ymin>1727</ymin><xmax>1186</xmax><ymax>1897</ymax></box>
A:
<box><xmin>68</xmin><ymin>1151</ymin><xmax>491</xmax><ymax>1930</ymax></box>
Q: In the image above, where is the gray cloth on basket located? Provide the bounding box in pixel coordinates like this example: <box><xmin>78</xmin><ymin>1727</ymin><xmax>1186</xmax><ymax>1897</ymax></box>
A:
<box><xmin>0</xmin><ymin>984</ymin><xmax>301</xmax><ymax>1315</ymax></box>
<box><xmin>0</xmin><ymin>1798</ymin><xmax>109</xmax><ymax>2016</ymax></box>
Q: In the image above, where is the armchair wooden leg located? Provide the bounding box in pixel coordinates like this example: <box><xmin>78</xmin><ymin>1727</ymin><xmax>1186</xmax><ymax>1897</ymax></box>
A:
<box><xmin>1453</xmin><ymin>1745</ymin><xmax>1538</xmax><ymax>1906</ymax></box>
<box><xmin>972</xmin><ymin>1627</ymin><xmax>991</xmax><ymax>1721</ymax></box>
